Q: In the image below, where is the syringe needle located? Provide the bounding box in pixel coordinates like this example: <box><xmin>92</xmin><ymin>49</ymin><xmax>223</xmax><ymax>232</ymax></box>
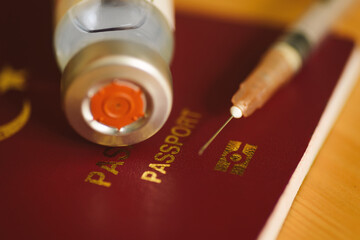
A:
<box><xmin>198</xmin><ymin>115</ymin><xmax>234</xmax><ymax>155</ymax></box>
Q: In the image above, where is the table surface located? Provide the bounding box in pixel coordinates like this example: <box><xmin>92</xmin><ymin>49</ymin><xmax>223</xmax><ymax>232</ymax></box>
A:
<box><xmin>175</xmin><ymin>0</ymin><xmax>360</xmax><ymax>239</ymax></box>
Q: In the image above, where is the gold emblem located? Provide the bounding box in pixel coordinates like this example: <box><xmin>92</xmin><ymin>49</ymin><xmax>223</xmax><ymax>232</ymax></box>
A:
<box><xmin>215</xmin><ymin>140</ymin><xmax>257</xmax><ymax>175</ymax></box>
<box><xmin>0</xmin><ymin>66</ymin><xmax>31</xmax><ymax>141</ymax></box>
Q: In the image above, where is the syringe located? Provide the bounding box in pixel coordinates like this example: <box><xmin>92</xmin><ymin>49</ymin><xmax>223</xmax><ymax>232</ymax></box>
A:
<box><xmin>199</xmin><ymin>0</ymin><xmax>354</xmax><ymax>155</ymax></box>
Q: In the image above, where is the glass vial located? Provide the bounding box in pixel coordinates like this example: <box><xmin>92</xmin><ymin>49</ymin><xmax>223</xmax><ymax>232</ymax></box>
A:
<box><xmin>54</xmin><ymin>0</ymin><xmax>174</xmax><ymax>146</ymax></box>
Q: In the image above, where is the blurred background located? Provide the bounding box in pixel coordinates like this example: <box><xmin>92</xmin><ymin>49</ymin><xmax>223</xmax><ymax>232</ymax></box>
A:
<box><xmin>175</xmin><ymin>0</ymin><xmax>360</xmax><ymax>239</ymax></box>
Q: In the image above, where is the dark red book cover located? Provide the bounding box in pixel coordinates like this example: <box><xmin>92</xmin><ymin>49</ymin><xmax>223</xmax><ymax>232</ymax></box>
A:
<box><xmin>0</xmin><ymin>1</ymin><xmax>358</xmax><ymax>240</ymax></box>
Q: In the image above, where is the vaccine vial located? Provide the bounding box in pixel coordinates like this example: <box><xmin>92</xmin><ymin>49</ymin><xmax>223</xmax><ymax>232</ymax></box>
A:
<box><xmin>54</xmin><ymin>0</ymin><xmax>174</xmax><ymax>146</ymax></box>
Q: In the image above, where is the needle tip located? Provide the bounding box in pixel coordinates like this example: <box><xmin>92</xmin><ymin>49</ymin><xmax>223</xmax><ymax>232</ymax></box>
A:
<box><xmin>198</xmin><ymin>149</ymin><xmax>204</xmax><ymax>156</ymax></box>
<box><xmin>198</xmin><ymin>146</ymin><xmax>207</xmax><ymax>156</ymax></box>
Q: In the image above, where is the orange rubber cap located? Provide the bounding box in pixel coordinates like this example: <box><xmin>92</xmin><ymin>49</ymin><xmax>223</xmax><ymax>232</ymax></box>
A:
<box><xmin>90</xmin><ymin>82</ymin><xmax>145</xmax><ymax>129</ymax></box>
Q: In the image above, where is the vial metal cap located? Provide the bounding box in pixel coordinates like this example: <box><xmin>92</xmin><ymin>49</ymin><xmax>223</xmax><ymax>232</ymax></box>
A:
<box><xmin>61</xmin><ymin>40</ymin><xmax>172</xmax><ymax>146</ymax></box>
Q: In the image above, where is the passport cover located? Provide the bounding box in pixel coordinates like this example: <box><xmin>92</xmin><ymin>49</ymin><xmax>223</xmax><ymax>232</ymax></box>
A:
<box><xmin>0</xmin><ymin>1</ymin><xmax>359</xmax><ymax>240</ymax></box>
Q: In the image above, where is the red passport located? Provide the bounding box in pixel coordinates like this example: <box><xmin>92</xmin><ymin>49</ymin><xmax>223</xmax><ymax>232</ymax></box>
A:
<box><xmin>1</xmin><ymin>2</ymin><xmax>359</xmax><ymax>240</ymax></box>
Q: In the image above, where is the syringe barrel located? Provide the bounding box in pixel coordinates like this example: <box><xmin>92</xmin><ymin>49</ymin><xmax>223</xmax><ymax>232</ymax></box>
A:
<box><xmin>231</xmin><ymin>43</ymin><xmax>300</xmax><ymax>117</ymax></box>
